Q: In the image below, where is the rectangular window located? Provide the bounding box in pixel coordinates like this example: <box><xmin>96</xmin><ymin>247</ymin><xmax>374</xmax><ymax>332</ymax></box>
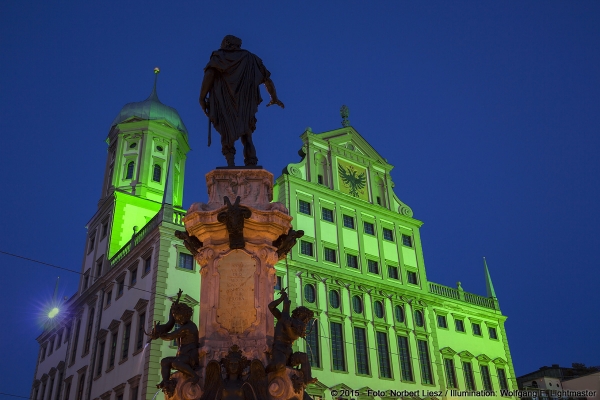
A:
<box><xmin>121</xmin><ymin>323</ymin><xmax>131</xmax><ymax>360</ymax></box>
<box><xmin>367</xmin><ymin>260</ymin><xmax>379</xmax><ymax>274</ymax></box>
<box><xmin>83</xmin><ymin>274</ymin><xmax>89</xmax><ymax>290</ymax></box>
<box><xmin>300</xmin><ymin>241</ymin><xmax>313</xmax><ymax>256</ymax></box>
<box><xmin>343</xmin><ymin>215</ymin><xmax>355</xmax><ymax>229</ymax></box>
<box><xmin>397</xmin><ymin>336</ymin><xmax>413</xmax><ymax>381</ymax></box>
<box><xmin>347</xmin><ymin>254</ymin><xmax>358</xmax><ymax>269</ymax></box>
<box><xmin>383</xmin><ymin>228</ymin><xmax>394</xmax><ymax>241</ymax></box>
<box><xmin>106</xmin><ymin>291</ymin><xmax>112</xmax><ymax>306</ymax></box>
<box><xmin>108</xmin><ymin>332</ymin><xmax>118</xmax><ymax>368</ymax></box>
<box><xmin>101</xmin><ymin>221</ymin><xmax>108</xmax><ymax>238</ymax></box>
<box><xmin>444</xmin><ymin>358</ymin><xmax>458</xmax><ymax>388</ymax></box>
<box><xmin>388</xmin><ymin>265</ymin><xmax>399</xmax><ymax>279</ymax></box>
<box><xmin>76</xmin><ymin>374</ymin><xmax>85</xmax><ymax>400</ymax></box>
<box><xmin>455</xmin><ymin>319</ymin><xmax>465</xmax><ymax>332</ymax></box>
<box><xmin>299</xmin><ymin>200</ymin><xmax>311</xmax><ymax>215</ymax></box>
<box><xmin>437</xmin><ymin>315</ymin><xmax>448</xmax><ymax>328</ymax></box>
<box><xmin>56</xmin><ymin>332</ymin><xmax>62</xmax><ymax>349</ymax></box>
<box><xmin>376</xmin><ymin>331</ymin><xmax>392</xmax><ymax>378</ymax></box>
<box><xmin>70</xmin><ymin>320</ymin><xmax>81</xmax><ymax>364</ymax></box>
<box><xmin>117</xmin><ymin>278</ymin><xmax>124</xmax><ymax>296</ymax></box>
<box><xmin>407</xmin><ymin>271</ymin><xmax>418</xmax><ymax>284</ymax></box>
<box><xmin>481</xmin><ymin>365</ymin><xmax>493</xmax><ymax>391</ymax></box>
<box><xmin>322</xmin><ymin>208</ymin><xmax>334</xmax><ymax>222</ymax></box>
<box><xmin>324</xmin><ymin>247</ymin><xmax>336</xmax><ymax>263</ymax></box>
<box><xmin>179</xmin><ymin>253</ymin><xmax>194</xmax><ymax>270</ymax></box>
<box><xmin>144</xmin><ymin>256</ymin><xmax>152</xmax><ymax>274</ymax></box>
<box><xmin>48</xmin><ymin>338</ymin><xmax>54</xmax><ymax>356</ymax></box>
<box><xmin>274</xmin><ymin>276</ymin><xmax>282</xmax><ymax>291</ymax></box>
<box><xmin>41</xmin><ymin>345</ymin><xmax>47</xmax><ymax>361</ymax></box>
<box><xmin>317</xmin><ymin>174</ymin><xmax>324</xmax><ymax>184</ymax></box>
<box><xmin>417</xmin><ymin>339</ymin><xmax>433</xmax><ymax>384</ymax></box>
<box><xmin>130</xmin><ymin>268</ymin><xmax>137</xmax><ymax>286</ymax></box>
<box><xmin>84</xmin><ymin>308</ymin><xmax>95</xmax><ymax>354</ymax></box>
<box><xmin>364</xmin><ymin>222</ymin><xmax>375</xmax><ymax>235</ymax></box>
<box><xmin>497</xmin><ymin>368</ymin><xmax>509</xmax><ymax>391</ymax></box>
<box><xmin>402</xmin><ymin>234</ymin><xmax>413</xmax><ymax>247</ymax></box>
<box><xmin>354</xmin><ymin>327</ymin><xmax>369</xmax><ymax>375</ymax></box>
<box><xmin>88</xmin><ymin>235</ymin><xmax>95</xmax><ymax>254</ymax></box>
<box><xmin>136</xmin><ymin>313</ymin><xmax>146</xmax><ymax>351</ymax></box>
<box><xmin>463</xmin><ymin>361</ymin><xmax>476</xmax><ymax>391</ymax></box>
<box><xmin>96</xmin><ymin>341</ymin><xmax>105</xmax><ymax>376</ymax></box>
<box><xmin>55</xmin><ymin>371</ymin><xmax>63</xmax><ymax>400</ymax></box>
<box><xmin>96</xmin><ymin>259</ymin><xmax>103</xmax><ymax>278</ymax></box>
<box><xmin>131</xmin><ymin>387</ymin><xmax>139</xmax><ymax>400</ymax></box>
<box><xmin>472</xmin><ymin>323</ymin><xmax>482</xmax><ymax>336</ymax></box>
<box><xmin>64</xmin><ymin>383</ymin><xmax>71</xmax><ymax>400</ymax></box>
<box><xmin>488</xmin><ymin>327</ymin><xmax>498</xmax><ymax>339</ymax></box>
<box><xmin>330</xmin><ymin>322</ymin><xmax>345</xmax><ymax>371</ymax></box>
<box><xmin>306</xmin><ymin>319</ymin><xmax>320</xmax><ymax>368</ymax></box>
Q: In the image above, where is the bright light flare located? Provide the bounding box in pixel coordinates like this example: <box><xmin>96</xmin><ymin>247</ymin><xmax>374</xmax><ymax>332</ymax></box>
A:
<box><xmin>48</xmin><ymin>307</ymin><xmax>60</xmax><ymax>319</ymax></box>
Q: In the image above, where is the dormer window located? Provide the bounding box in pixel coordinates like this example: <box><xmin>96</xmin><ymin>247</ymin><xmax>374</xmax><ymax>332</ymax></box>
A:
<box><xmin>153</xmin><ymin>164</ymin><xmax>162</xmax><ymax>182</ymax></box>
<box><xmin>126</xmin><ymin>161</ymin><xmax>134</xmax><ymax>179</ymax></box>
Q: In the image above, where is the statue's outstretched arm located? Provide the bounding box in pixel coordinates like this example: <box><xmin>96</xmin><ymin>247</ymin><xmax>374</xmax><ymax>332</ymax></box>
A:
<box><xmin>160</xmin><ymin>325</ymin><xmax>187</xmax><ymax>341</ymax></box>
<box><xmin>268</xmin><ymin>294</ymin><xmax>285</xmax><ymax>319</ymax></box>
<box><xmin>264</xmin><ymin>77</ymin><xmax>284</xmax><ymax>109</ymax></box>
<box><xmin>199</xmin><ymin>68</ymin><xmax>215</xmax><ymax>117</ymax></box>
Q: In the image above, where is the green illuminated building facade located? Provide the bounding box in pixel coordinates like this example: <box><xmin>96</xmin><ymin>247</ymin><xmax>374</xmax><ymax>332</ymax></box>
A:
<box><xmin>272</xmin><ymin>126</ymin><xmax>518</xmax><ymax>399</ymax></box>
<box><xmin>31</xmin><ymin>80</ymin><xmax>516</xmax><ymax>400</ymax></box>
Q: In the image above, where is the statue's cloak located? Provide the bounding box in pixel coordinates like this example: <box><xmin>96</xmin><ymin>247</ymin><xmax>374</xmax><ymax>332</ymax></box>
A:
<box><xmin>205</xmin><ymin>49</ymin><xmax>271</xmax><ymax>146</ymax></box>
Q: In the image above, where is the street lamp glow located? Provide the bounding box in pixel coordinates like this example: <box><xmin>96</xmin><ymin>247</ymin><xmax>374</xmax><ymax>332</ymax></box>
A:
<box><xmin>48</xmin><ymin>307</ymin><xmax>59</xmax><ymax>319</ymax></box>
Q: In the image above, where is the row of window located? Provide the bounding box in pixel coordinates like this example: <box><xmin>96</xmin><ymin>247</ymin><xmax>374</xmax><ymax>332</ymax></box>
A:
<box><xmin>436</xmin><ymin>315</ymin><xmax>499</xmax><ymax>339</ymax></box>
<box><xmin>298</xmin><ymin>244</ymin><xmax>419</xmax><ymax>283</ymax></box>
<box><xmin>306</xmin><ymin>319</ymin><xmax>509</xmax><ymax>391</ymax></box>
<box><xmin>87</xmin><ymin>219</ymin><xmax>109</xmax><ymax>254</ymax></box>
<box><xmin>298</xmin><ymin>200</ymin><xmax>413</xmax><ymax>247</ymax></box>
<box><xmin>35</xmin><ymin>370</ymin><xmax>140</xmax><ymax>400</ymax></box>
<box><xmin>124</xmin><ymin>161</ymin><xmax>162</xmax><ymax>182</ymax></box>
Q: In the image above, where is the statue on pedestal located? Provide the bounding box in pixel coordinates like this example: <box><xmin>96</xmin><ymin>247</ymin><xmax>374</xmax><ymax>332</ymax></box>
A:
<box><xmin>266</xmin><ymin>289</ymin><xmax>316</xmax><ymax>386</ymax></box>
<box><xmin>148</xmin><ymin>290</ymin><xmax>200</xmax><ymax>396</ymax></box>
<box><xmin>199</xmin><ymin>35</ymin><xmax>285</xmax><ymax>167</ymax></box>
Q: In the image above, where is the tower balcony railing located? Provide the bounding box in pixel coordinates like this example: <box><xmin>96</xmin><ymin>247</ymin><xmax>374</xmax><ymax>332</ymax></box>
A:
<box><xmin>109</xmin><ymin>205</ymin><xmax>185</xmax><ymax>267</ymax></box>
<box><xmin>428</xmin><ymin>282</ymin><xmax>497</xmax><ymax>310</ymax></box>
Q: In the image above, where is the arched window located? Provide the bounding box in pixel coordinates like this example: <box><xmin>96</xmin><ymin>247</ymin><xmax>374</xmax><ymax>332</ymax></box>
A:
<box><xmin>395</xmin><ymin>305</ymin><xmax>405</xmax><ymax>323</ymax></box>
<box><xmin>414</xmin><ymin>310</ymin><xmax>424</xmax><ymax>327</ymax></box>
<box><xmin>374</xmin><ymin>300</ymin><xmax>384</xmax><ymax>318</ymax></box>
<box><xmin>329</xmin><ymin>290</ymin><xmax>340</xmax><ymax>309</ymax></box>
<box><xmin>152</xmin><ymin>164</ymin><xmax>161</xmax><ymax>182</ymax></box>
<box><xmin>304</xmin><ymin>284</ymin><xmax>316</xmax><ymax>303</ymax></box>
<box><xmin>126</xmin><ymin>161</ymin><xmax>134</xmax><ymax>179</ymax></box>
<box><xmin>352</xmin><ymin>295</ymin><xmax>363</xmax><ymax>314</ymax></box>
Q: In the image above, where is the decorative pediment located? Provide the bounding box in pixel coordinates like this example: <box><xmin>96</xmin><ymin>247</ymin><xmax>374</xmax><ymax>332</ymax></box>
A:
<box><xmin>492</xmin><ymin>357</ymin><xmax>507</xmax><ymax>366</ymax></box>
<box><xmin>305</xmin><ymin>379</ymin><xmax>328</xmax><ymax>395</ymax></box>
<box><xmin>458</xmin><ymin>350</ymin><xmax>475</xmax><ymax>359</ymax></box>
<box><xmin>57</xmin><ymin>361</ymin><xmax>65</xmax><ymax>371</ymax></box>
<box><xmin>133</xmin><ymin>298</ymin><xmax>149</xmax><ymax>312</ymax></box>
<box><xmin>329</xmin><ymin>383</ymin><xmax>353</xmax><ymax>392</ymax></box>
<box><xmin>107</xmin><ymin>319</ymin><xmax>121</xmax><ymax>332</ymax></box>
<box><xmin>127</xmin><ymin>374</ymin><xmax>142</xmax><ymax>386</ymax></box>
<box><xmin>120</xmin><ymin>309</ymin><xmax>134</xmax><ymax>322</ymax></box>
<box><xmin>440</xmin><ymin>347</ymin><xmax>457</xmax><ymax>356</ymax></box>
<box><xmin>113</xmin><ymin>383</ymin><xmax>126</xmax><ymax>394</ymax></box>
<box><xmin>76</xmin><ymin>365</ymin><xmax>88</xmax><ymax>375</ymax></box>
<box><xmin>49</xmin><ymin>367</ymin><xmax>57</xmax><ymax>377</ymax></box>
<box><xmin>476</xmin><ymin>354</ymin><xmax>492</xmax><ymax>363</ymax></box>
<box><xmin>97</xmin><ymin>329</ymin><xmax>108</xmax><ymax>341</ymax></box>
<box><xmin>100</xmin><ymin>391</ymin><xmax>112</xmax><ymax>400</ymax></box>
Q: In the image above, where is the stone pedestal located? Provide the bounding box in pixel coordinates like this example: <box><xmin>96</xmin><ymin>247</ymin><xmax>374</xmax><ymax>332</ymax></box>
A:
<box><xmin>184</xmin><ymin>169</ymin><xmax>291</xmax><ymax>365</ymax></box>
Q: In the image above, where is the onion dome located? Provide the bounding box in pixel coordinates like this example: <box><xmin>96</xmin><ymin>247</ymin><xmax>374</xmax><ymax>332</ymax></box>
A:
<box><xmin>111</xmin><ymin>68</ymin><xmax>188</xmax><ymax>135</ymax></box>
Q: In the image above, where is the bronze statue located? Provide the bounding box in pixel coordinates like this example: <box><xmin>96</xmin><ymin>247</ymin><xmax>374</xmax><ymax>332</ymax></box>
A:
<box><xmin>199</xmin><ymin>35</ymin><xmax>284</xmax><ymax>167</ymax></box>
<box><xmin>217</xmin><ymin>196</ymin><xmax>251</xmax><ymax>249</ymax></box>
<box><xmin>266</xmin><ymin>289</ymin><xmax>316</xmax><ymax>386</ymax></box>
<box><xmin>148</xmin><ymin>290</ymin><xmax>200</xmax><ymax>396</ymax></box>
<box><xmin>175</xmin><ymin>229</ymin><xmax>203</xmax><ymax>256</ymax></box>
<box><xmin>273</xmin><ymin>229</ymin><xmax>305</xmax><ymax>259</ymax></box>
<box><xmin>201</xmin><ymin>345</ymin><xmax>268</xmax><ymax>400</ymax></box>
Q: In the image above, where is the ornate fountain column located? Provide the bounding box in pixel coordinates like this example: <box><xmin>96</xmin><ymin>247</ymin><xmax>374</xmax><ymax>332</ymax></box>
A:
<box><xmin>184</xmin><ymin>168</ymin><xmax>291</xmax><ymax>365</ymax></box>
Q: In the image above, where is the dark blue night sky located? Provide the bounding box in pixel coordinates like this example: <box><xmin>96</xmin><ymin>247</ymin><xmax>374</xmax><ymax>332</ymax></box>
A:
<box><xmin>1</xmin><ymin>1</ymin><xmax>599</xmax><ymax>397</ymax></box>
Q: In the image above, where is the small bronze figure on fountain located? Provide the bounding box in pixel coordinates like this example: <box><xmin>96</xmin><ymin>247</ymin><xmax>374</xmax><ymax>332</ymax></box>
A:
<box><xmin>199</xmin><ymin>35</ymin><xmax>285</xmax><ymax>167</ymax></box>
<box><xmin>217</xmin><ymin>196</ymin><xmax>251</xmax><ymax>249</ymax></box>
<box><xmin>148</xmin><ymin>290</ymin><xmax>200</xmax><ymax>396</ymax></box>
<box><xmin>266</xmin><ymin>288</ymin><xmax>316</xmax><ymax>386</ymax></box>
<box><xmin>273</xmin><ymin>229</ymin><xmax>305</xmax><ymax>259</ymax></box>
<box><xmin>175</xmin><ymin>229</ymin><xmax>203</xmax><ymax>256</ymax></box>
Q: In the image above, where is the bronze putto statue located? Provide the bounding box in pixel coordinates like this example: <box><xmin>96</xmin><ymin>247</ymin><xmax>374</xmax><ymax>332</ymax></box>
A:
<box><xmin>199</xmin><ymin>35</ymin><xmax>284</xmax><ymax>167</ymax></box>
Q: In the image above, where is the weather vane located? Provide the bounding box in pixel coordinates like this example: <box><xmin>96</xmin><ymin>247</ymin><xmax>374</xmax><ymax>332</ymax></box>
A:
<box><xmin>340</xmin><ymin>105</ymin><xmax>350</xmax><ymax>127</ymax></box>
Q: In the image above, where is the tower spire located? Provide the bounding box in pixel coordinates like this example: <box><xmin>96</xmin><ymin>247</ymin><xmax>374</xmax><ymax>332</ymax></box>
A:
<box><xmin>483</xmin><ymin>257</ymin><xmax>497</xmax><ymax>298</ymax></box>
<box><xmin>148</xmin><ymin>67</ymin><xmax>160</xmax><ymax>101</ymax></box>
